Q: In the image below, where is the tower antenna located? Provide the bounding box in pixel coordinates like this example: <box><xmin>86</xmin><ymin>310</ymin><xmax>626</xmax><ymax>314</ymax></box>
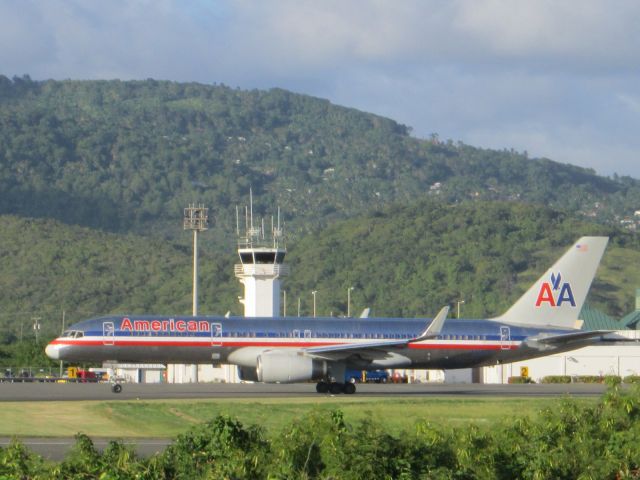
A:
<box><xmin>235</xmin><ymin>206</ymin><xmax>240</xmax><ymax>237</ymax></box>
<box><xmin>235</xmin><ymin>191</ymin><xmax>289</xmax><ymax>317</ymax></box>
<box><xmin>250</xmin><ymin>187</ymin><xmax>254</xmax><ymax>233</ymax></box>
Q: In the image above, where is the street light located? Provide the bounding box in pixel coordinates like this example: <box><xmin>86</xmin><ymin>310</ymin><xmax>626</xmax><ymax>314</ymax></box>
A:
<box><xmin>283</xmin><ymin>290</ymin><xmax>287</xmax><ymax>317</ymax></box>
<box><xmin>347</xmin><ymin>286</ymin><xmax>355</xmax><ymax>317</ymax></box>
<box><xmin>312</xmin><ymin>290</ymin><xmax>318</xmax><ymax>318</ymax></box>
<box><xmin>32</xmin><ymin>317</ymin><xmax>41</xmax><ymax>343</ymax></box>
<box><xmin>456</xmin><ymin>300</ymin><xmax>465</xmax><ymax>319</ymax></box>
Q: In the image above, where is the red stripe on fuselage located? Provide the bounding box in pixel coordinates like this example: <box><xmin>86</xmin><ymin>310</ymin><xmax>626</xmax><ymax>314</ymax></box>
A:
<box><xmin>49</xmin><ymin>338</ymin><xmax>520</xmax><ymax>350</ymax></box>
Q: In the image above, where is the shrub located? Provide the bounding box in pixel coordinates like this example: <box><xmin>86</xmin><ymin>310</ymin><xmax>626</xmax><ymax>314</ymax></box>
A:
<box><xmin>508</xmin><ymin>376</ymin><xmax>533</xmax><ymax>384</ymax></box>
<box><xmin>604</xmin><ymin>375</ymin><xmax>622</xmax><ymax>387</ymax></box>
<box><xmin>270</xmin><ymin>409</ymin><xmax>346</xmax><ymax>478</ymax></box>
<box><xmin>158</xmin><ymin>415</ymin><xmax>269</xmax><ymax>479</ymax></box>
<box><xmin>577</xmin><ymin>375</ymin><xmax>605</xmax><ymax>383</ymax></box>
<box><xmin>541</xmin><ymin>375</ymin><xmax>572</xmax><ymax>384</ymax></box>
<box><xmin>0</xmin><ymin>439</ymin><xmax>48</xmax><ymax>478</ymax></box>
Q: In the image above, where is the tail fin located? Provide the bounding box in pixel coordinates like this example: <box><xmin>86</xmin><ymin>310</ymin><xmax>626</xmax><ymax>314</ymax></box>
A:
<box><xmin>493</xmin><ymin>236</ymin><xmax>608</xmax><ymax>329</ymax></box>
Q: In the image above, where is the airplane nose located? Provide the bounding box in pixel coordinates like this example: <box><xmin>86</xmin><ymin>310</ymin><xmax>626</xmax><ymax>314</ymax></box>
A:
<box><xmin>45</xmin><ymin>343</ymin><xmax>60</xmax><ymax>360</ymax></box>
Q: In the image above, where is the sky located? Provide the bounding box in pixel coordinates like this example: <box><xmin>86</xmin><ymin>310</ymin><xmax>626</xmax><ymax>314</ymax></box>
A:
<box><xmin>1</xmin><ymin>0</ymin><xmax>639</xmax><ymax>178</ymax></box>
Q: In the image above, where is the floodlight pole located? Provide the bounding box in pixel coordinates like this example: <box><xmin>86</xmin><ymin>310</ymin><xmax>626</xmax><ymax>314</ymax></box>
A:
<box><xmin>184</xmin><ymin>204</ymin><xmax>209</xmax><ymax>316</ymax></box>
<box><xmin>193</xmin><ymin>230</ymin><xmax>199</xmax><ymax>315</ymax></box>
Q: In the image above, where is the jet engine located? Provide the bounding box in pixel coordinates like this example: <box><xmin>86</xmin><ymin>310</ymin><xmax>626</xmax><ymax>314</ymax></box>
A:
<box><xmin>257</xmin><ymin>351</ymin><xmax>327</xmax><ymax>383</ymax></box>
<box><xmin>237</xmin><ymin>366</ymin><xmax>259</xmax><ymax>382</ymax></box>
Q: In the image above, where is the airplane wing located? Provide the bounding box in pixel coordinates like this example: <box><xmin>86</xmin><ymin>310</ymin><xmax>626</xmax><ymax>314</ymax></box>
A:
<box><xmin>305</xmin><ymin>306</ymin><xmax>449</xmax><ymax>361</ymax></box>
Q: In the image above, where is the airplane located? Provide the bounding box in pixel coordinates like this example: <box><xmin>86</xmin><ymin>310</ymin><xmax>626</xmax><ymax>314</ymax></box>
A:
<box><xmin>46</xmin><ymin>236</ymin><xmax>617</xmax><ymax>394</ymax></box>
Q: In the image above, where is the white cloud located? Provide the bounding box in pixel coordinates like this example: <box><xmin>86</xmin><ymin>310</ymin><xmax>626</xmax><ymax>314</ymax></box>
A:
<box><xmin>617</xmin><ymin>93</ymin><xmax>640</xmax><ymax>115</ymax></box>
<box><xmin>223</xmin><ymin>1</ymin><xmax>640</xmax><ymax>73</ymax></box>
<box><xmin>453</xmin><ymin>0</ymin><xmax>639</xmax><ymax>65</ymax></box>
<box><xmin>0</xmin><ymin>0</ymin><xmax>639</xmax><ymax>177</ymax></box>
<box><xmin>466</xmin><ymin>124</ymin><xmax>639</xmax><ymax>178</ymax></box>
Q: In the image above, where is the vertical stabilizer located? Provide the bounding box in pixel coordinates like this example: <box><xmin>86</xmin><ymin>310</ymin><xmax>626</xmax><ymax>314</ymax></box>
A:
<box><xmin>493</xmin><ymin>236</ymin><xmax>608</xmax><ymax>329</ymax></box>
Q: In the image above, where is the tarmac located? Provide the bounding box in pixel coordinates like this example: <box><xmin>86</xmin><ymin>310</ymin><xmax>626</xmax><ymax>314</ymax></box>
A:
<box><xmin>0</xmin><ymin>380</ymin><xmax>611</xmax><ymax>402</ymax></box>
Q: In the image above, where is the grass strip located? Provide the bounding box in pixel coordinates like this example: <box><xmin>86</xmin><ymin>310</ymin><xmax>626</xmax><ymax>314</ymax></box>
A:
<box><xmin>0</xmin><ymin>396</ymin><xmax>597</xmax><ymax>438</ymax></box>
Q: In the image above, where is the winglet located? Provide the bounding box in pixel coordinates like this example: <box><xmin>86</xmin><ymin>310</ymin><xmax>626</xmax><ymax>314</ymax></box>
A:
<box><xmin>412</xmin><ymin>306</ymin><xmax>449</xmax><ymax>342</ymax></box>
<box><xmin>359</xmin><ymin>308</ymin><xmax>370</xmax><ymax>318</ymax></box>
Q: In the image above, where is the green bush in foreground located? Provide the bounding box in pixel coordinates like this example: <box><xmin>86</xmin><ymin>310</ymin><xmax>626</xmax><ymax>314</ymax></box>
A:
<box><xmin>2</xmin><ymin>386</ymin><xmax>640</xmax><ymax>479</ymax></box>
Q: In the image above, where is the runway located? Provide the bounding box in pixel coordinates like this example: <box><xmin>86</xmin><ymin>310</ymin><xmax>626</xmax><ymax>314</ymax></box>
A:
<box><xmin>0</xmin><ymin>380</ymin><xmax>611</xmax><ymax>402</ymax></box>
<box><xmin>0</xmin><ymin>437</ymin><xmax>171</xmax><ymax>460</ymax></box>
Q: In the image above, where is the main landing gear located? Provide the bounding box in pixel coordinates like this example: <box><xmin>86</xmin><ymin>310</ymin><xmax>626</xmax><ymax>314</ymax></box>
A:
<box><xmin>110</xmin><ymin>377</ymin><xmax>124</xmax><ymax>394</ymax></box>
<box><xmin>315</xmin><ymin>381</ymin><xmax>356</xmax><ymax>395</ymax></box>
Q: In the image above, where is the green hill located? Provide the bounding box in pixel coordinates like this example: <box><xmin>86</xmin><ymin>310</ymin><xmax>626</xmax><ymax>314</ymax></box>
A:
<box><xmin>1</xmin><ymin>201</ymin><xmax>638</xmax><ymax>348</ymax></box>
<box><xmin>1</xmin><ymin>76</ymin><xmax>639</xmax><ymax>240</ymax></box>
<box><xmin>2</xmin><ymin>76</ymin><xmax>640</xmax><ymax>367</ymax></box>
<box><xmin>286</xmin><ymin>200</ymin><xmax>640</xmax><ymax>319</ymax></box>
<box><xmin>0</xmin><ymin>215</ymin><xmax>238</xmax><ymax>342</ymax></box>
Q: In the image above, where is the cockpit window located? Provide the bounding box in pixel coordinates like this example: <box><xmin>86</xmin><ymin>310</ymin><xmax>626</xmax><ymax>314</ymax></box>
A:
<box><xmin>61</xmin><ymin>330</ymin><xmax>84</xmax><ymax>338</ymax></box>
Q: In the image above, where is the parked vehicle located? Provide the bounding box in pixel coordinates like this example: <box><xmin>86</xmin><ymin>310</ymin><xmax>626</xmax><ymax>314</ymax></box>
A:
<box><xmin>66</xmin><ymin>367</ymin><xmax>100</xmax><ymax>382</ymax></box>
<box><xmin>345</xmin><ymin>369</ymin><xmax>389</xmax><ymax>384</ymax></box>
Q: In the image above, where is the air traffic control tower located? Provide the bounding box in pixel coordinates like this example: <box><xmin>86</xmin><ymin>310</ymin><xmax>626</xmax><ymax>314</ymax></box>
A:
<box><xmin>234</xmin><ymin>197</ymin><xmax>289</xmax><ymax>317</ymax></box>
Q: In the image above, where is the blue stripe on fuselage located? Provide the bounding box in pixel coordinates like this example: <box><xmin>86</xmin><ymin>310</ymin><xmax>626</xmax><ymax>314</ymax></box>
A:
<box><xmin>67</xmin><ymin>315</ymin><xmax>572</xmax><ymax>342</ymax></box>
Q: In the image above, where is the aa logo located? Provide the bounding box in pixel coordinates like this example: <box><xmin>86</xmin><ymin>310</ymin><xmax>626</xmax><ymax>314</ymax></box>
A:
<box><xmin>535</xmin><ymin>272</ymin><xmax>576</xmax><ymax>307</ymax></box>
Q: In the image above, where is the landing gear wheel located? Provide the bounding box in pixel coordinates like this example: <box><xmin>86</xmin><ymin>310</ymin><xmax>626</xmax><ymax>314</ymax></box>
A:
<box><xmin>111</xmin><ymin>383</ymin><xmax>122</xmax><ymax>394</ymax></box>
<box><xmin>316</xmin><ymin>381</ymin><xmax>329</xmax><ymax>394</ymax></box>
<box><xmin>343</xmin><ymin>382</ymin><xmax>356</xmax><ymax>394</ymax></box>
<box><xmin>329</xmin><ymin>382</ymin><xmax>343</xmax><ymax>394</ymax></box>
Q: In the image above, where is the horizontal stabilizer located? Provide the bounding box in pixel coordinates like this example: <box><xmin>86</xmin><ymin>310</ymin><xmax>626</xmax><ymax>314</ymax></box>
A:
<box><xmin>532</xmin><ymin>330</ymin><xmax>627</xmax><ymax>346</ymax></box>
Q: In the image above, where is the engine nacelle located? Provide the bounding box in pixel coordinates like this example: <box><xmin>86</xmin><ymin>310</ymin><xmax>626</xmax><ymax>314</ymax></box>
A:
<box><xmin>237</xmin><ymin>366</ymin><xmax>259</xmax><ymax>382</ymax></box>
<box><xmin>257</xmin><ymin>352</ymin><xmax>327</xmax><ymax>383</ymax></box>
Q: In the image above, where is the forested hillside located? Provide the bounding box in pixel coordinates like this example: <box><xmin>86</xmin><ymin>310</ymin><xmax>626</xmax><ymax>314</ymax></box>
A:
<box><xmin>0</xmin><ymin>215</ymin><xmax>237</xmax><ymax>342</ymax></box>
<box><xmin>2</xmin><ymin>201</ymin><xmax>638</xmax><ymax>347</ymax></box>
<box><xmin>286</xmin><ymin>200</ymin><xmax>640</xmax><ymax>319</ymax></box>
<box><xmin>1</xmin><ymin>76</ymin><xmax>639</xmax><ymax>241</ymax></box>
<box><xmin>2</xmin><ymin>75</ymin><xmax>640</xmax><ymax>355</ymax></box>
